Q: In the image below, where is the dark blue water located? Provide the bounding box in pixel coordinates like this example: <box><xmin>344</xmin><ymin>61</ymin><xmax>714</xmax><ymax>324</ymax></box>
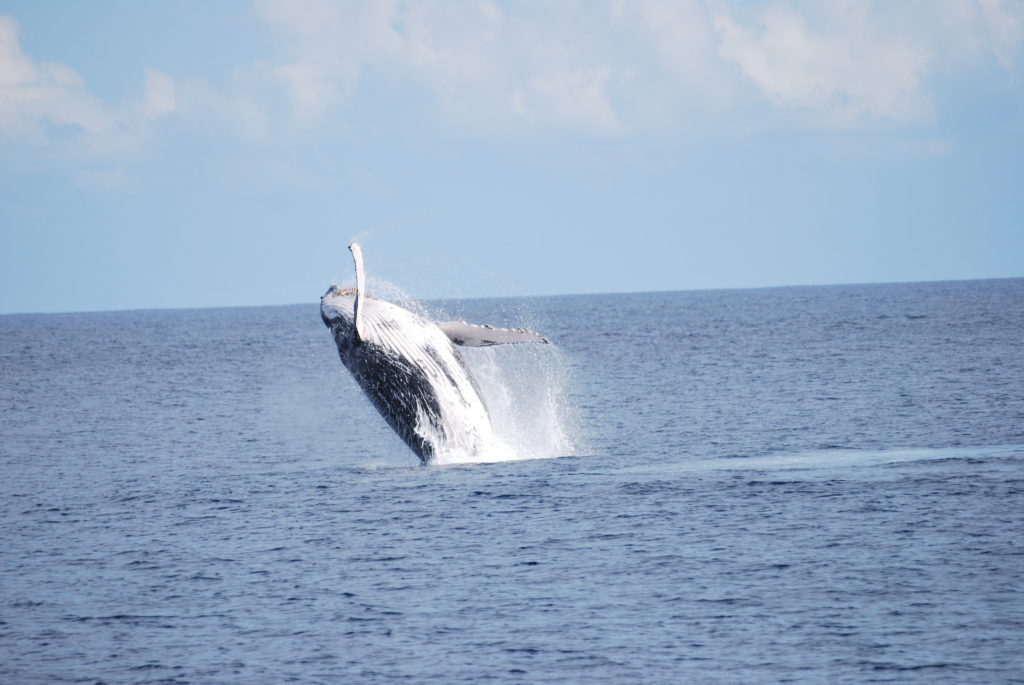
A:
<box><xmin>2</xmin><ymin>279</ymin><xmax>1023</xmax><ymax>683</ymax></box>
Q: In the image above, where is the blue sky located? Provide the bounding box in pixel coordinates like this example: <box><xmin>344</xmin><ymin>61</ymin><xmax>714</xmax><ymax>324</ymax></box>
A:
<box><xmin>2</xmin><ymin>0</ymin><xmax>1022</xmax><ymax>314</ymax></box>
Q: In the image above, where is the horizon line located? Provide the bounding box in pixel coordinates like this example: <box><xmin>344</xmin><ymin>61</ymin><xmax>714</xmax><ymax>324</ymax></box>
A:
<box><xmin>3</xmin><ymin>274</ymin><xmax>1021</xmax><ymax>318</ymax></box>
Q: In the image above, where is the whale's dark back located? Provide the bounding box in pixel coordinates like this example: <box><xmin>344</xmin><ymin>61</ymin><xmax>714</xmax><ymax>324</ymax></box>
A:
<box><xmin>335</xmin><ymin>333</ymin><xmax>446</xmax><ymax>461</ymax></box>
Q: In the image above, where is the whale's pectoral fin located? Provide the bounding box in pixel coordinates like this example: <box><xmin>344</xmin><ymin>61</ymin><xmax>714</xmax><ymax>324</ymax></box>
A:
<box><xmin>349</xmin><ymin>241</ymin><xmax>366</xmax><ymax>342</ymax></box>
<box><xmin>437</xmin><ymin>320</ymin><xmax>549</xmax><ymax>347</ymax></box>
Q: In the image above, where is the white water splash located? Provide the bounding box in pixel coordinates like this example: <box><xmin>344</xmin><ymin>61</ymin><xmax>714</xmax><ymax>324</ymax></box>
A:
<box><xmin>419</xmin><ymin>298</ymin><xmax>580</xmax><ymax>465</ymax></box>
<box><xmin>434</xmin><ymin>342</ymin><xmax>581</xmax><ymax>465</ymax></box>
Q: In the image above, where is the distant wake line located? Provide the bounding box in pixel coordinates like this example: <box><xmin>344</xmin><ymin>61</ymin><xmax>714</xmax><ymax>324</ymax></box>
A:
<box><xmin>698</xmin><ymin>444</ymin><xmax>1024</xmax><ymax>473</ymax></box>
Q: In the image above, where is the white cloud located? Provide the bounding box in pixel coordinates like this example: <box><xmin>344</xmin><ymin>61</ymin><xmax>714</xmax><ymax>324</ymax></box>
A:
<box><xmin>2</xmin><ymin>1</ymin><xmax>1023</xmax><ymax>171</ymax></box>
<box><xmin>609</xmin><ymin>1</ymin><xmax>735</xmax><ymax>99</ymax></box>
<box><xmin>251</xmin><ymin>0</ymin><xmax>1024</xmax><ymax>135</ymax></box>
<box><xmin>0</xmin><ymin>15</ymin><xmax>178</xmax><ymax>160</ymax></box>
<box><xmin>974</xmin><ymin>0</ymin><xmax>1024</xmax><ymax>70</ymax></box>
<box><xmin>712</xmin><ymin>3</ymin><xmax>932</xmax><ymax>126</ymax></box>
<box><xmin>140</xmin><ymin>67</ymin><xmax>176</xmax><ymax>118</ymax></box>
<box><xmin>254</xmin><ymin>0</ymin><xmax>403</xmax><ymax>121</ymax></box>
<box><xmin>254</xmin><ymin>0</ymin><xmax>624</xmax><ymax>133</ymax></box>
<box><xmin>0</xmin><ymin>16</ymin><xmax>113</xmax><ymax>142</ymax></box>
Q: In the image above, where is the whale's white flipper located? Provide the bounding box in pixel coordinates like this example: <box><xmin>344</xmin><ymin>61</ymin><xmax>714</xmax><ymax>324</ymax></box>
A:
<box><xmin>436</xmin><ymin>320</ymin><xmax>548</xmax><ymax>347</ymax></box>
<box><xmin>349</xmin><ymin>241</ymin><xmax>366</xmax><ymax>342</ymax></box>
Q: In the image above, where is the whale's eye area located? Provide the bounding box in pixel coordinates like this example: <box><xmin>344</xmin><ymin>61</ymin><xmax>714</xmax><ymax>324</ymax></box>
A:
<box><xmin>327</xmin><ymin>287</ymin><xmax>375</xmax><ymax>299</ymax></box>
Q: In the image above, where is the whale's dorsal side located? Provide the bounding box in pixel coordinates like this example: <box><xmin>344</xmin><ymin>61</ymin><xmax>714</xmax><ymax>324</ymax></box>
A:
<box><xmin>436</xmin><ymin>320</ymin><xmax>548</xmax><ymax>347</ymax></box>
<box><xmin>349</xmin><ymin>241</ymin><xmax>367</xmax><ymax>342</ymax></box>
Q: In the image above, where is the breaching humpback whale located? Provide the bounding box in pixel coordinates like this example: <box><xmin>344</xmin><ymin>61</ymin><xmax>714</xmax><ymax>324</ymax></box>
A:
<box><xmin>321</xmin><ymin>242</ymin><xmax>548</xmax><ymax>463</ymax></box>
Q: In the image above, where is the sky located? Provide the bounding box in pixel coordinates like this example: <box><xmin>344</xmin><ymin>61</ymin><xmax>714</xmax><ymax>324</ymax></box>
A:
<box><xmin>1</xmin><ymin>0</ymin><xmax>1022</xmax><ymax>314</ymax></box>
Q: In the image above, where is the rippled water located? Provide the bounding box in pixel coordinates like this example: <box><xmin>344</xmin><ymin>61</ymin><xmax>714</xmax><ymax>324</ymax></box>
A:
<box><xmin>2</xmin><ymin>279</ymin><xmax>1023</xmax><ymax>683</ymax></box>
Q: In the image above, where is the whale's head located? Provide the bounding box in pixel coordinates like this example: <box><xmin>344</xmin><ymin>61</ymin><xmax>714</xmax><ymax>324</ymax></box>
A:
<box><xmin>320</xmin><ymin>285</ymin><xmax>358</xmax><ymax>340</ymax></box>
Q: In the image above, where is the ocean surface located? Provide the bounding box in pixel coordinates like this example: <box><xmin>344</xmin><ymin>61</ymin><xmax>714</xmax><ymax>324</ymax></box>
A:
<box><xmin>2</xmin><ymin>278</ymin><xmax>1023</xmax><ymax>684</ymax></box>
